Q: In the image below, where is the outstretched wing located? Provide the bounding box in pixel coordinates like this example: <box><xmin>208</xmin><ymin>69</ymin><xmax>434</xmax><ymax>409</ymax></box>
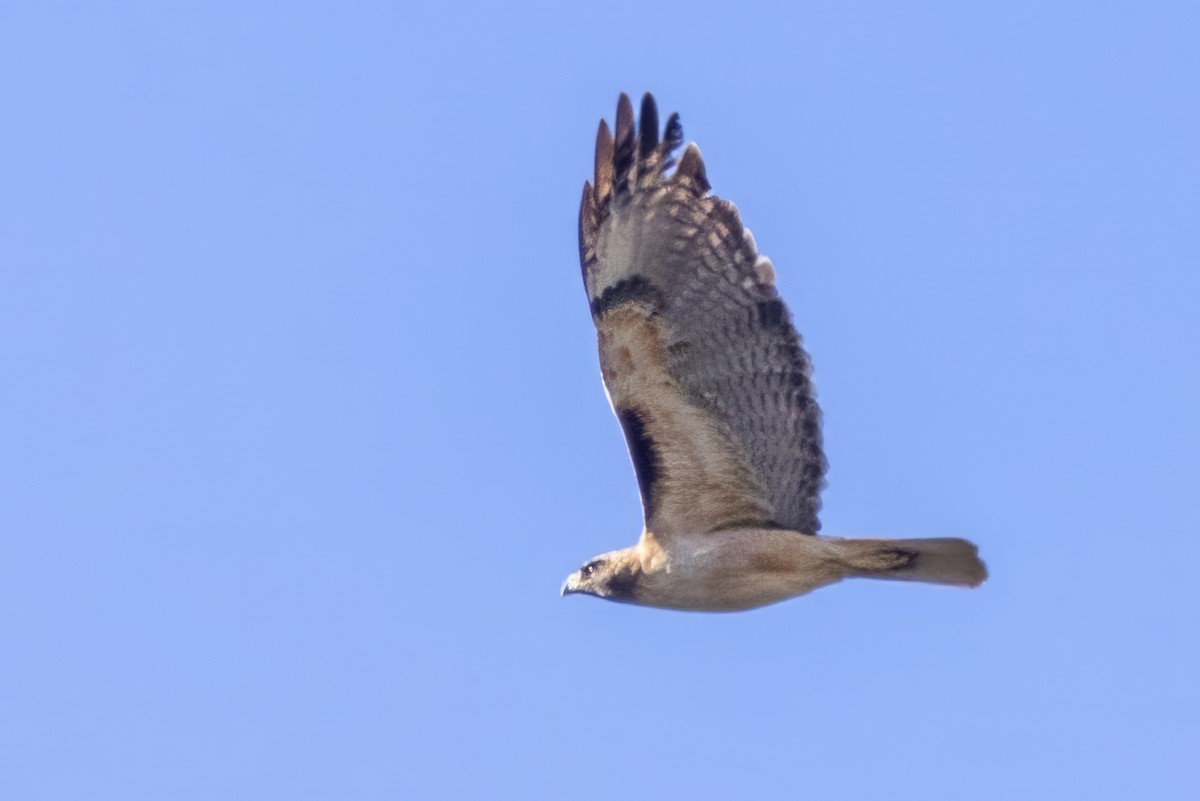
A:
<box><xmin>578</xmin><ymin>93</ymin><xmax>827</xmax><ymax>538</ymax></box>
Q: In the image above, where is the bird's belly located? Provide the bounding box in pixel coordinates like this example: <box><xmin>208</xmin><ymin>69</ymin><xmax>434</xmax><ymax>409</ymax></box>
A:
<box><xmin>636</xmin><ymin>529</ymin><xmax>845</xmax><ymax>611</ymax></box>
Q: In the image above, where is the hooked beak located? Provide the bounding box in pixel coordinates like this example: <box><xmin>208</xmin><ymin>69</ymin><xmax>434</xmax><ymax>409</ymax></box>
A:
<box><xmin>560</xmin><ymin>571</ymin><xmax>581</xmax><ymax>597</ymax></box>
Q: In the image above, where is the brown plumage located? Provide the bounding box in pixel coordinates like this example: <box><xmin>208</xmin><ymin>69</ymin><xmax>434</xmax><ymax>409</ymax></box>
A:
<box><xmin>564</xmin><ymin>93</ymin><xmax>986</xmax><ymax>611</ymax></box>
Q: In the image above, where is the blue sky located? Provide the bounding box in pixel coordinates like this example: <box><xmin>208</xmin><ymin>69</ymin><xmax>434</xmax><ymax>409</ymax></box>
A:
<box><xmin>2</xmin><ymin>2</ymin><xmax>1198</xmax><ymax>798</ymax></box>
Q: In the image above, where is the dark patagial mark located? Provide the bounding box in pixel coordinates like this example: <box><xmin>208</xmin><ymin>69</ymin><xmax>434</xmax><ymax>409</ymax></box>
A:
<box><xmin>615</xmin><ymin>407</ymin><xmax>661</xmax><ymax>520</ymax></box>
<box><xmin>590</xmin><ymin>275</ymin><xmax>661</xmax><ymax>318</ymax></box>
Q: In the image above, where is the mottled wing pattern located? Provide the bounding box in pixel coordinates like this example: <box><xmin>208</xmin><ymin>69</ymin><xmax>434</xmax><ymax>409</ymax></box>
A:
<box><xmin>579</xmin><ymin>93</ymin><xmax>827</xmax><ymax>537</ymax></box>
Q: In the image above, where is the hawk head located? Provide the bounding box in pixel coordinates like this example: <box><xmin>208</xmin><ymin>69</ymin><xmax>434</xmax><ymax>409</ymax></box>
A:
<box><xmin>561</xmin><ymin>549</ymin><xmax>640</xmax><ymax>602</ymax></box>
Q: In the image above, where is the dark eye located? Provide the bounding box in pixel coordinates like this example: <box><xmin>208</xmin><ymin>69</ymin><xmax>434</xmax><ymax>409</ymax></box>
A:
<box><xmin>583</xmin><ymin>561</ymin><xmax>600</xmax><ymax>576</ymax></box>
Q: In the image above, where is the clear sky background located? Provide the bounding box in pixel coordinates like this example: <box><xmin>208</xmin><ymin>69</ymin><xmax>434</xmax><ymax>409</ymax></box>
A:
<box><xmin>2</xmin><ymin>2</ymin><xmax>1198</xmax><ymax>799</ymax></box>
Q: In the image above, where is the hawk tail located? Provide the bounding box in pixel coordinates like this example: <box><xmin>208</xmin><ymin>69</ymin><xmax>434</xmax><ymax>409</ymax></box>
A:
<box><xmin>837</xmin><ymin>537</ymin><xmax>987</xmax><ymax>588</ymax></box>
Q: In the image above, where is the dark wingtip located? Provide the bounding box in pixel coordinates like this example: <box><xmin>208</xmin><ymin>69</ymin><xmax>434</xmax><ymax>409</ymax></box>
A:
<box><xmin>594</xmin><ymin>119</ymin><xmax>614</xmax><ymax>202</ymax></box>
<box><xmin>638</xmin><ymin>93</ymin><xmax>659</xmax><ymax>159</ymax></box>
<box><xmin>662</xmin><ymin>112</ymin><xmax>683</xmax><ymax>155</ymax></box>
<box><xmin>615</xmin><ymin>92</ymin><xmax>634</xmax><ymax>138</ymax></box>
<box><xmin>613</xmin><ymin>93</ymin><xmax>636</xmax><ymax>195</ymax></box>
<box><xmin>593</xmin><ymin>93</ymin><xmax>686</xmax><ymax>205</ymax></box>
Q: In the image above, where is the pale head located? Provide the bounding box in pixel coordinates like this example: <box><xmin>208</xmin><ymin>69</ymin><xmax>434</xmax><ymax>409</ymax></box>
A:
<box><xmin>560</xmin><ymin>547</ymin><xmax>640</xmax><ymax>602</ymax></box>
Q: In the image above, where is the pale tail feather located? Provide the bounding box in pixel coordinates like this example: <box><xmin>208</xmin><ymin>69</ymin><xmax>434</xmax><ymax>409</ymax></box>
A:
<box><xmin>836</xmin><ymin>537</ymin><xmax>987</xmax><ymax>588</ymax></box>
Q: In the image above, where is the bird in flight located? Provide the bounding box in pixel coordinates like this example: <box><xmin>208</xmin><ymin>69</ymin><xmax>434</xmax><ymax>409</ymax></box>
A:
<box><xmin>562</xmin><ymin>93</ymin><xmax>986</xmax><ymax>611</ymax></box>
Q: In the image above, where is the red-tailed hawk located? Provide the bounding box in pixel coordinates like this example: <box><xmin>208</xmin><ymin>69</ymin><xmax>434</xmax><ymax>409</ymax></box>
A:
<box><xmin>562</xmin><ymin>93</ymin><xmax>986</xmax><ymax>611</ymax></box>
